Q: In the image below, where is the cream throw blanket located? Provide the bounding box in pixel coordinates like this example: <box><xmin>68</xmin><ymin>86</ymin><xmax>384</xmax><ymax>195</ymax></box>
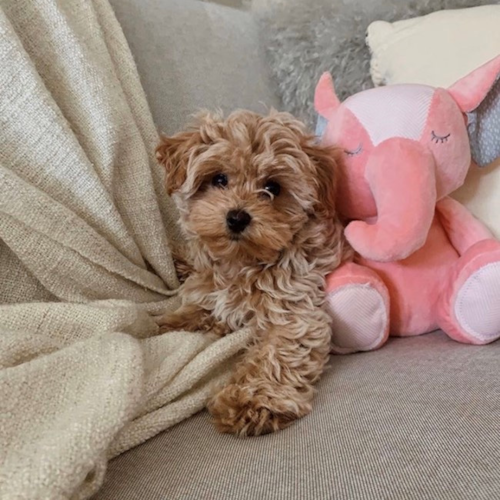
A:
<box><xmin>0</xmin><ymin>0</ymin><xmax>251</xmax><ymax>498</ymax></box>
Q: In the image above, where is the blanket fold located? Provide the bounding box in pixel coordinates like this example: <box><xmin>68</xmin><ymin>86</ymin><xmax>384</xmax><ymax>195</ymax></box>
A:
<box><xmin>0</xmin><ymin>1</ymin><xmax>249</xmax><ymax>498</ymax></box>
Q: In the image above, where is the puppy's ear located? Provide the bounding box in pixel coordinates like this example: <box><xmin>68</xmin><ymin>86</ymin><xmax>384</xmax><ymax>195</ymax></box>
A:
<box><xmin>156</xmin><ymin>131</ymin><xmax>198</xmax><ymax>195</ymax></box>
<box><xmin>302</xmin><ymin>140</ymin><xmax>339</xmax><ymax>219</ymax></box>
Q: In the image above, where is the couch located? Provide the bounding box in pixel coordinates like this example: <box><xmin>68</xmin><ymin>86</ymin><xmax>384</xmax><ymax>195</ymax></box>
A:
<box><xmin>96</xmin><ymin>1</ymin><xmax>500</xmax><ymax>498</ymax></box>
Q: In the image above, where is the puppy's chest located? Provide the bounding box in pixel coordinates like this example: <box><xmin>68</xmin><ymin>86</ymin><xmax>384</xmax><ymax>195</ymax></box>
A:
<box><xmin>208</xmin><ymin>286</ymin><xmax>253</xmax><ymax>329</ymax></box>
<box><xmin>201</xmin><ymin>269</ymin><xmax>312</xmax><ymax>330</ymax></box>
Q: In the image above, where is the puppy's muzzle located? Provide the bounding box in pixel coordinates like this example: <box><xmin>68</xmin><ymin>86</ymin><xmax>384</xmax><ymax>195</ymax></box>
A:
<box><xmin>226</xmin><ymin>209</ymin><xmax>252</xmax><ymax>234</ymax></box>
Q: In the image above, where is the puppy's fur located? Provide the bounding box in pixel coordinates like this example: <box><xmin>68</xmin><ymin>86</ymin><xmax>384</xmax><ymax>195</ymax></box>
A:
<box><xmin>156</xmin><ymin>110</ymin><xmax>346</xmax><ymax>436</ymax></box>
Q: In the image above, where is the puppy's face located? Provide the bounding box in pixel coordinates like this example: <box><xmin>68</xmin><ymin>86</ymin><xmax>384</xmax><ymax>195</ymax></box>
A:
<box><xmin>157</xmin><ymin>110</ymin><xmax>337</xmax><ymax>264</ymax></box>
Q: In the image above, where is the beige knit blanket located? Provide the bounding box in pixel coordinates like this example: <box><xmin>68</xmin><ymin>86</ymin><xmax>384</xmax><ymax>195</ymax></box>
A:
<box><xmin>0</xmin><ymin>0</ymin><xmax>250</xmax><ymax>498</ymax></box>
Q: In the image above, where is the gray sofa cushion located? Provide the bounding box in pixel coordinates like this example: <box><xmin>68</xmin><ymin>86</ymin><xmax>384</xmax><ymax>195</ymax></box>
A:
<box><xmin>96</xmin><ymin>332</ymin><xmax>500</xmax><ymax>500</ymax></box>
<box><xmin>109</xmin><ymin>0</ymin><xmax>281</xmax><ymax>135</ymax></box>
<box><xmin>100</xmin><ymin>2</ymin><xmax>500</xmax><ymax>499</ymax></box>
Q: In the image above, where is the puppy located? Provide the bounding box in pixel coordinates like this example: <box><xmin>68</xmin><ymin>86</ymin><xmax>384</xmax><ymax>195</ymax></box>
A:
<box><xmin>156</xmin><ymin>109</ymin><xmax>346</xmax><ymax>436</ymax></box>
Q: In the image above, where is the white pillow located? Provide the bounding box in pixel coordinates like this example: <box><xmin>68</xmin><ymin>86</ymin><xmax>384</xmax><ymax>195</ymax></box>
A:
<box><xmin>367</xmin><ymin>6</ymin><xmax>500</xmax><ymax>88</ymax></box>
<box><xmin>366</xmin><ymin>6</ymin><xmax>500</xmax><ymax>238</ymax></box>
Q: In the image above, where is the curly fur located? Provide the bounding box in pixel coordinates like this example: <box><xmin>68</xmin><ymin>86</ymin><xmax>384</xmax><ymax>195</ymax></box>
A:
<box><xmin>156</xmin><ymin>109</ymin><xmax>349</xmax><ymax>436</ymax></box>
<box><xmin>253</xmin><ymin>0</ymin><xmax>497</xmax><ymax>128</ymax></box>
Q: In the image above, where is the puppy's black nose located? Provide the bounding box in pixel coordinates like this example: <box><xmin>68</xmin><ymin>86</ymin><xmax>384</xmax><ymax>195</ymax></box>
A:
<box><xmin>226</xmin><ymin>209</ymin><xmax>252</xmax><ymax>233</ymax></box>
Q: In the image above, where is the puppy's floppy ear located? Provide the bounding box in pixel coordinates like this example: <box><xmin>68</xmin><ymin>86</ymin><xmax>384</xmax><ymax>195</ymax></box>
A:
<box><xmin>156</xmin><ymin>131</ymin><xmax>199</xmax><ymax>196</ymax></box>
<box><xmin>302</xmin><ymin>139</ymin><xmax>339</xmax><ymax>219</ymax></box>
<box><xmin>265</xmin><ymin>111</ymin><xmax>338</xmax><ymax>219</ymax></box>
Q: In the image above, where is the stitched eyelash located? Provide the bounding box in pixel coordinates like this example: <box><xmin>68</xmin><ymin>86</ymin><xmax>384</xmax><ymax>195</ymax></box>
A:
<box><xmin>344</xmin><ymin>144</ymin><xmax>362</xmax><ymax>156</ymax></box>
<box><xmin>431</xmin><ymin>131</ymin><xmax>450</xmax><ymax>144</ymax></box>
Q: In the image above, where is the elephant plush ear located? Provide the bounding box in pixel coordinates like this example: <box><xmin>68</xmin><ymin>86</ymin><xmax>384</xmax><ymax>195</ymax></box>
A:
<box><xmin>315</xmin><ymin>72</ymin><xmax>341</xmax><ymax>118</ymax></box>
<box><xmin>448</xmin><ymin>55</ymin><xmax>500</xmax><ymax>113</ymax></box>
<box><xmin>448</xmin><ymin>55</ymin><xmax>500</xmax><ymax>167</ymax></box>
<box><xmin>314</xmin><ymin>72</ymin><xmax>341</xmax><ymax>140</ymax></box>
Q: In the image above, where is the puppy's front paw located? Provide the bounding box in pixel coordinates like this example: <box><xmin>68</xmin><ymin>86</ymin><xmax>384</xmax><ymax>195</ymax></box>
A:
<box><xmin>173</xmin><ymin>257</ymin><xmax>192</xmax><ymax>284</ymax></box>
<box><xmin>207</xmin><ymin>383</ymin><xmax>311</xmax><ymax>437</ymax></box>
<box><xmin>155</xmin><ymin>307</ymin><xmax>231</xmax><ymax>336</ymax></box>
<box><xmin>154</xmin><ymin>311</ymin><xmax>186</xmax><ymax>333</ymax></box>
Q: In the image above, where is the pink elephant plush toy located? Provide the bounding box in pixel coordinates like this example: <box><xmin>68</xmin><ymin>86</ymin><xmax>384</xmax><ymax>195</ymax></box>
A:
<box><xmin>315</xmin><ymin>55</ymin><xmax>500</xmax><ymax>354</ymax></box>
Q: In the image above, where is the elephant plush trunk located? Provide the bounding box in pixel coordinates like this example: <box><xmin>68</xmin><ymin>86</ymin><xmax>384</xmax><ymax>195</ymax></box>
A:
<box><xmin>345</xmin><ymin>138</ymin><xmax>436</xmax><ymax>262</ymax></box>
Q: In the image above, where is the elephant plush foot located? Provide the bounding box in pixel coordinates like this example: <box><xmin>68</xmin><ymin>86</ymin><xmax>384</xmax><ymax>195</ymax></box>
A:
<box><xmin>438</xmin><ymin>239</ymin><xmax>500</xmax><ymax>345</ymax></box>
<box><xmin>326</xmin><ymin>263</ymin><xmax>390</xmax><ymax>354</ymax></box>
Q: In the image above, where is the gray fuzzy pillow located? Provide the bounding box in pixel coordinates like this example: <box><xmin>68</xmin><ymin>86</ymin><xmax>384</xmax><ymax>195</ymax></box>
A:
<box><xmin>254</xmin><ymin>0</ymin><xmax>497</xmax><ymax>128</ymax></box>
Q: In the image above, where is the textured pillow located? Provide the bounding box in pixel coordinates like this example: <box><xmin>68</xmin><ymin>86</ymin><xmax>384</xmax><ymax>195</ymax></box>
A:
<box><xmin>366</xmin><ymin>5</ymin><xmax>500</xmax><ymax>238</ymax></box>
<box><xmin>367</xmin><ymin>5</ymin><xmax>500</xmax><ymax>88</ymax></box>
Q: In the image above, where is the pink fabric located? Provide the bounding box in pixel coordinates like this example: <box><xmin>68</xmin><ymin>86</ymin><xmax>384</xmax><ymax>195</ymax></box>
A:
<box><xmin>326</xmin><ymin>263</ymin><xmax>390</xmax><ymax>353</ymax></box>
<box><xmin>436</xmin><ymin>197</ymin><xmax>493</xmax><ymax>255</ymax></box>
<box><xmin>314</xmin><ymin>72</ymin><xmax>340</xmax><ymax>117</ymax></box>
<box><xmin>355</xmin><ymin>216</ymin><xmax>458</xmax><ymax>337</ymax></box>
<box><xmin>437</xmin><ymin>239</ymin><xmax>500</xmax><ymax>344</ymax></box>
<box><xmin>317</xmin><ymin>55</ymin><xmax>500</xmax><ymax>352</ymax></box>
<box><xmin>455</xmin><ymin>263</ymin><xmax>500</xmax><ymax>341</ymax></box>
<box><xmin>344</xmin><ymin>138</ymin><xmax>436</xmax><ymax>261</ymax></box>
<box><xmin>344</xmin><ymin>84</ymin><xmax>434</xmax><ymax>146</ymax></box>
<box><xmin>420</xmin><ymin>89</ymin><xmax>471</xmax><ymax>197</ymax></box>
<box><xmin>448</xmin><ymin>55</ymin><xmax>500</xmax><ymax>112</ymax></box>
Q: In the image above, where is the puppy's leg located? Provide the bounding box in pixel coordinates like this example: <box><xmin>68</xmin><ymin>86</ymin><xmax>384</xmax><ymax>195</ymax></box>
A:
<box><xmin>207</xmin><ymin>311</ymin><xmax>331</xmax><ymax>436</ymax></box>
<box><xmin>170</xmin><ymin>244</ymin><xmax>193</xmax><ymax>284</ymax></box>
<box><xmin>156</xmin><ymin>304</ymin><xmax>231</xmax><ymax>336</ymax></box>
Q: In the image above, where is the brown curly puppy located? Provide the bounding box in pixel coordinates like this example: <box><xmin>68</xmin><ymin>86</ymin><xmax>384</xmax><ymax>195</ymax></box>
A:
<box><xmin>156</xmin><ymin>109</ymin><xmax>347</xmax><ymax>436</ymax></box>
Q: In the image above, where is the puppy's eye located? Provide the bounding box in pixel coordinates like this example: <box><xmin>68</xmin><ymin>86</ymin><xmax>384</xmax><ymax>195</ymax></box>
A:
<box><xmin>263</xmin><ymin>180</ymin><xmax>281</xmax><ymax>197</ymax></box>
<box><xmin>211</xmin><ymin>173</ymin><xmax>228</xmax><ymax>188</ymax></box>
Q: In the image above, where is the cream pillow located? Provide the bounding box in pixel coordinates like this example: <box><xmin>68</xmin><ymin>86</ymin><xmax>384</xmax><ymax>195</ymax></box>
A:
<box><xmin>366</xmin><ymin>5</ymin><xmax>500</xmax><ymax>238</ymax></box>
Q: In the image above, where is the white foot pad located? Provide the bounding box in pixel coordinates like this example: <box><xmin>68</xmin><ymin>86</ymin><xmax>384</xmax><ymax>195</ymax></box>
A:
<box><xmin>455</xmin><ymin>262</ymin><xmax>500</xmax><ymax>343</ymax></box>
<box><xmin>326</xmin><ymin>284</ymin><xmax>388</xmax><ymax>353</ymax></box>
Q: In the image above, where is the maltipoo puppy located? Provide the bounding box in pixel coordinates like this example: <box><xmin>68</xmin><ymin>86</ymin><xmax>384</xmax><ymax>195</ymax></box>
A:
<box><xmin>156</xmin><ymin>109</ymin><xmax>347</xmax><ymax>436</ymax></box>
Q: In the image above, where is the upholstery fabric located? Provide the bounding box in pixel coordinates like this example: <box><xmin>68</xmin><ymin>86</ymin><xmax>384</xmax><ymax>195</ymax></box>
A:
<box><xmin>98</xmin><ymin>332</ymin><xmax>500</xmax><ymax>500</ymax></box>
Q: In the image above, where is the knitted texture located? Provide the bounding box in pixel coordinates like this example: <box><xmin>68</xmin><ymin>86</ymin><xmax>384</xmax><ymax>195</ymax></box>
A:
<box><xmin>0</xmin><ymin>0</ymin><xmax>250</xmax><ymax>498</ymax></box>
